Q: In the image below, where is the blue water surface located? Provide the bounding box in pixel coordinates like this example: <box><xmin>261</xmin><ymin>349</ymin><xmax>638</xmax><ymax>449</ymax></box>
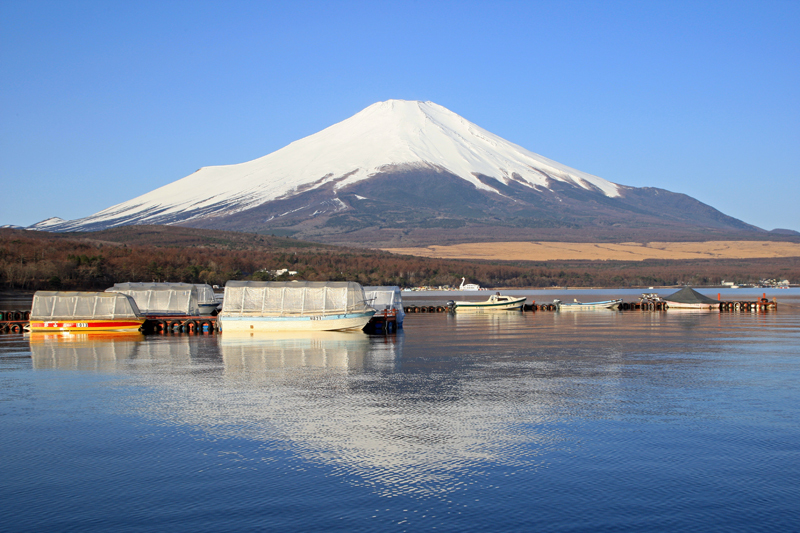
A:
<box><xmin>2</xmin><ymin>292</ymin><xmax>799</xmax><ymax>532</ymax></box>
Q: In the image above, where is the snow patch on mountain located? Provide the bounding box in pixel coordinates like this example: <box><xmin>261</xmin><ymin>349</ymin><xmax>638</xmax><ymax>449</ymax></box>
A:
<box><xmin>27</xmin><ymin>217</ymin><xmax>67</xmax><ymax>230</ymax></box>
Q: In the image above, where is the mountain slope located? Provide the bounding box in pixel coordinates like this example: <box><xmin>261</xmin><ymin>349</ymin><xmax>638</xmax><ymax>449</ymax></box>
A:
<box><xmin>46</xmin><ymin>101</ymin><xmax>621</xmax><ymax>230</ymax></box>
<box><xmin>42</xmin><ymin>100</ymin><xmax>764</xmax><ymax>245</ymax></box>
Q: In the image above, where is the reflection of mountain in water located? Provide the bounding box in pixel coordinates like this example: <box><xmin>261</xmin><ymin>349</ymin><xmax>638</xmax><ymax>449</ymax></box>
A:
<box><xmin>142</xmin><ymin>330</ymin><xmax>554</xmax><ymax>498</ymax></box>
<box><xmin>27</xmin><ymin>330</ymin><xmax>562</xmax><ymax>498</ymax></box>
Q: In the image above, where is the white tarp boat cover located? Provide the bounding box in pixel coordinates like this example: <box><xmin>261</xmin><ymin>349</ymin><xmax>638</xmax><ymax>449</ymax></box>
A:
<box><xmin>31</xmin><ymin>291</ymin><xmax>142</xmax><ymax>320</ymax></box>
<box><xmin>193</xmin><ymin>284</ymin><xmax>217</xmax><ymax>304</ymax></box>
<box><xmin>106</xmin><ymin>282</ymin><xmax>201</xmax><ymax>315</ymax></box>
<box><xmin>363</xmin><ymin>286</ymin><xmax>405</xmax><ymax>323</ymax></box>
<box><xmin>363</xmin><ymin>286</ymin><xmax>402</xmax><ymax>311</ymax></box>
<box><xmin>222</xmin><ymin>281</ymin><xmax>373</xmax><ymax>316</ymax></box>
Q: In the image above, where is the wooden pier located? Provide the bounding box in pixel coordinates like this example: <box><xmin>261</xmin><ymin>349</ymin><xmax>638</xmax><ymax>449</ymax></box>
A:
<box><xmin>0</xmin><ymin>294</ymin><xmax>781</xmax><ymax>334</ymax></box>
<box><xmin>401</xmin><ymin>294</ymin><xmax>778</xmax><ymax>313</ymax></box>
<box><xmin>718</xmin><ymin>294</ymin><xmax>778</xmax><ymax>312</ymax></box>
<box><xmin>0</xmin><ymin>310</ymin><xmax>29</xmax><ymax>333</ymax></box>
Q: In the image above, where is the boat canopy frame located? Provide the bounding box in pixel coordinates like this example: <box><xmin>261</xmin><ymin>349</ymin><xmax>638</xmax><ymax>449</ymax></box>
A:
<box><xmin>362</xmin><ymin>286</ymin><xmax>403</xmax><ymax>312</ymax></box>
<box><xmin>222</xmin><ymin>281</ymin><xmax>373</xmax><ymax>317</ymax></box>
<box><xmin>31</xmin><ymin>291</ymin><xmax>142</xmax><ymax>320</ymax></box>
<box><xmin>106</xmin><ymin>282</ymin><xmax>201</xmax><ymax>315</ymax></box>
<box><xmin>193</xmin><ymin>284</ymin><xmax>217</xmax><ymax>304</ymax></box>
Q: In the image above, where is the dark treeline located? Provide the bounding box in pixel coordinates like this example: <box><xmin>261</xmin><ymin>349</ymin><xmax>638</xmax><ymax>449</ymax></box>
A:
<box><xmin>2</xmin><ymin>228</ymin><xmax>798</xmax><ymax>291</ymax></box>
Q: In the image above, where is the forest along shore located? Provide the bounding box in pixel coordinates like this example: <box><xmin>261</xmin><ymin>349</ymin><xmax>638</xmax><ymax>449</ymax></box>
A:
<box><xmin>2</xmin><ymin>227</ymin><xmax>799</xmax><ymax>291</ymax></box>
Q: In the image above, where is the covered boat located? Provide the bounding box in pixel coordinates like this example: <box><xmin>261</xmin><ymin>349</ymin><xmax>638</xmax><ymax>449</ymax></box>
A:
<box><xmin>27</xmin><ymin>291</ymin><xmax>145</xmax><ymax>332</ymax></box>
<box><xmin>363</xmin><ymin>286</ymin><xmax>405</xmax><ymax>328</ymax></box>
<box><xmin>218</xmin><ymin>281</ymin><xmax>376</xmax><ymax>332</ymax></box>
<box><xmin>663</xmin><ymin>287</ymin><xmax>720</xmax><ymax>310</ymax></box>
<box><xmin>555</xmin><ymin>298</ymin><xmax>622</xmax><ymax>311</ymax></box>
<box><xmin>193</xmin><ymin>284</ymin><xmax>221</xmax><ymax>315</ymax></box>
<box><xmin>106</xmin><ymin>282</ymin><xmax>202</xmax><ymax>316</ymax></box>
<box><xmin>451</xmin><ymin>293</ymin><xmax>526</xmax><ymax>311</ymax></box>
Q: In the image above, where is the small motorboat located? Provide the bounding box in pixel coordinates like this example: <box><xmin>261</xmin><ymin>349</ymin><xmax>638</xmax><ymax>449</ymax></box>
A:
<box><xmin>450</xmin><ymin>293</ymin><xmax>526</xmax><ymax>311</ymax></box>
<box><xmin>555</xmin><ymin>298</ymin><xmax>622</xmax><ymax>311</ymax></box>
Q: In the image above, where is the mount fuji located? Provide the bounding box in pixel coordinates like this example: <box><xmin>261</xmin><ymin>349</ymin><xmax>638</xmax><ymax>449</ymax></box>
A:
<box><xmin>40</xmin><ymin>100</ymin><xmax>763</xmax><ymax>245</ymax></box>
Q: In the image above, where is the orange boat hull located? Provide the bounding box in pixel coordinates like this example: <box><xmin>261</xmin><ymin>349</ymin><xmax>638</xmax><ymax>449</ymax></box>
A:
<box><xmin>27</xmin><ymin>319</ymin><xmax>145</xmax><ymax>332</ymax></box>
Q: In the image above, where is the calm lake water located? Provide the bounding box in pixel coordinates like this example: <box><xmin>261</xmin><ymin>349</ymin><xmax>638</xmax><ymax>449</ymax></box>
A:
<box><xmin>2</xmin><ymin>289</ymin><xmax>799</xmax><ymax>532</ymax></box>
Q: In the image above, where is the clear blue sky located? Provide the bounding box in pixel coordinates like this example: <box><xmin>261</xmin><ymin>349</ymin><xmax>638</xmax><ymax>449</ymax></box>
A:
<box><xmin>2</xmin><ymin>0</ymin><xmax>798</xmax><ymax>231</ymax></box>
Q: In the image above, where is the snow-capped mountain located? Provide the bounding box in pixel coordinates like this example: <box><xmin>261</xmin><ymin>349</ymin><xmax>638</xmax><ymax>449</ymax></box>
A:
<box><xmin>43</xmin><ymin>100</ymin><xmax>761</xmax><ymax>245</ymax></box>
<box><xmin>47</xmin><ymin>100</ymin><xmax>619</xmax><ymax>230</ymax></box>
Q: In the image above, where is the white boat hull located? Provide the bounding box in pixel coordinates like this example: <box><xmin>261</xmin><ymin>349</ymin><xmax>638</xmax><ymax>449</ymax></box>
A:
<box><xmin>664</xmin><ymin>301</ymin><xmax>719</xmax><ymax>310</ymax></box>
<box><xmin>454</xmin><ymin>296</ymin><xmax>526</xmax><ymax>311</ymax></box>
<box><xmin>198</xmin><ymin>302</ymin><xmax>220</xmax><ymax>315</ymax></box>
<box><xmin>218</xmin><ymin>311</ymin><xmax>376</xmax><ymax>332</ymax></box>
<box><xmin>557</xmin><ymin>299</ymin><xmax>622</xmax><ymax>311</ymax></box>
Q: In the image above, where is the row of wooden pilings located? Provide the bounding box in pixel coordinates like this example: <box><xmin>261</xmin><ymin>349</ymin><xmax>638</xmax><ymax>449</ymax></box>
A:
<box><xmin>720</xmin><ymin>300</ymin><xmax>777</xmax><ymax>312</ymax></box>
<box><xmin>0</xmin><ymin>297</ymin><xmax>781</xmax><ymax>335</ymax></box>
<box><xmin>402</xmin><ymin>302</ymin><xmax>669</xmax><ymax>313</ymax></box>
<box><xmin>144</xmin><ymin>317</ymin><xmax>219</xmax><ymax>334</ymax></box>
<box><xmin>0</xmin><ymin>310</ymin><xmax>30</xmax><ymax>333</ymax></box>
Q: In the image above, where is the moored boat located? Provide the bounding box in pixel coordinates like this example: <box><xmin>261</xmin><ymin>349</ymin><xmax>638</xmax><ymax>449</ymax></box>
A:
<box><xmin>451</xmin><ymin>293</ymin><xmax>526</xmax><ymax>311</ymax></box>
<box><xmin>106</xmin><ymin>282</ymin><xmax>205</xmax><ymax>316</ymax></box>
<box><xmin>194</xmin><ymin>284</ymin><xmax>222</xmax><ymax>315</ymax></box>
<box><xmin>26</xmin><ymin>291</ymin><xmax>145</xmax><ymax>332</ymax></box>
<box><xmin>555</xmin><ymin>298</ymin><xmax>622</xmax><ymax>311</ymax></box>
<box><xmin>363</xmin><ymin>285</ymin><xmax>405</xmax><ymax>328</ymax></box>
<box><xmin>663</xmin><ymin>287</ymin><xmax>720</xmax><ymax>310</ymax></box>
<box><xmin>218</xmin><ymin>281</ymin><xmax>376</xmax><ymax>332</ymax></box>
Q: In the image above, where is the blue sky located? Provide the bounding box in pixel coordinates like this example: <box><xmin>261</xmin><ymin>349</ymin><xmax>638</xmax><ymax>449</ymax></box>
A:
<box><xmin>2</xmin><ymin>0</ymin><xmax>798</xmax><ymax>231</ymax></box>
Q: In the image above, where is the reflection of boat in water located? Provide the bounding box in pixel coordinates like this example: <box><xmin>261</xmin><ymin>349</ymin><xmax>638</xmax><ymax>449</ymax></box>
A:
<box><xmin>218</xmin><ymin>281</ymin><xmax>376</xmax><ymax>332</ymax></box>
<box><xmin>29</xmin><ymin>332</ymin><xmax>214</xmax><ymax>371</ymax></box>
<box><xmin>451</xmin><ymin>293</ymin><xmax>526</xmax><ymax>311</ymax></box>
<box><xmin>555</xmin><ymin>298</ymin><xmax>622</xmax><ymax>311</ymax></box>
<box><xmin>447</xmin><ymin>309</ymin><xmax>532</xmax><ymax>335</ymax></box>
<box><xmin>220</xmin><ymin>330</ymin><xmax>399</xmax><ymax>372</ymax></box>
<box><xmin>28</xmin><ymin>331</ymin><xmax>144</xmax><ymax>369</ymax></box>
<box><xmin>27</xmin><ymin>291</ymin><xmax>145</xmax><ymax>332</ymax></box>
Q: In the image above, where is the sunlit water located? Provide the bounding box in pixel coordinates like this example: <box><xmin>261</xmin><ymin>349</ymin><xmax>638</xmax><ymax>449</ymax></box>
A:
<box><xmin>2</xmin><ymin>290</ymin><xmax>799</xmax><ymax>531</ymax></box>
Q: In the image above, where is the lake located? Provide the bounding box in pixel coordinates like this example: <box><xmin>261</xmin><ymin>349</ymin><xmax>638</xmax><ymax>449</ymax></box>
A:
<box><xmin>2</xmin><ymin>288</ymin><xmax>799</xmax><ymax>531</ymax></box>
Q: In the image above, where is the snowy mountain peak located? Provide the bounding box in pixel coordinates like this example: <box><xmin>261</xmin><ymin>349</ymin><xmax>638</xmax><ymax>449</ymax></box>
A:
<box><xmin>48</xmin><ymin>100</ymin><xmax>622</xmax><ymax>232</ymax></box>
